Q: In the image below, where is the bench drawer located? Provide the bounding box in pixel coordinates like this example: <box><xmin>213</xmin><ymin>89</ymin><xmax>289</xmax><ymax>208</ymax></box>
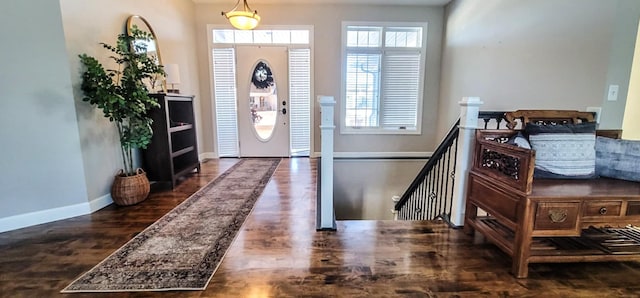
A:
<box><xmin>534</xmin><ymin>202</ymin><xmax>580</xmax><ymax>233</ymax></box>
<box><xmin>469</xmin><ymin>177</ymin><xmax>520</xmax><ymax>223</ymax></box>
<box><xmin>583</xmin><ymin>201</ymin><xmax>622</xmax><ymax>217</ymax></box>
<box><xmin>627</xmin><ymin>201</ymin><xmax>640</xmax><ymax>216</ymax></box>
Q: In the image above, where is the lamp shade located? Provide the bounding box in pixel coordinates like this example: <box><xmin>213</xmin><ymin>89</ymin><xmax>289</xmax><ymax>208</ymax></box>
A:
<box><xmin>164</xmin><ymin>64</ymin><xmax>181</xmax><ymax>85</ymax></box>
<box><xmin>222</xmin><ymin>0</ymin><xmax>260</xmax><ymax>30</ymax></box>
<box><xmin>226</xmin><ymin>11</ymin><xmax>260</xmax><ymax>30</ymax></box>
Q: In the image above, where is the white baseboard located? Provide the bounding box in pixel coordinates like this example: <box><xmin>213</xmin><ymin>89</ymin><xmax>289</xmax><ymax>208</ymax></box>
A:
<box><xmin>88</xmin><ymin>193</ymin><xmax>114</xmax><ymax>212</ymax></box>
<box><xmin>311</xmin><ymin>151</ymin><xmax>432</xmax><ymax>159</ymax></box>
<box><xmin>199</xmin><ymin>152</ymin><xmax>217</xmax><ymax>160</ymax></box>
<box><xmin>0</xmin><ymin>194</ymin><xmax>113</xmax><ymax>233</ymax></box>
<box><xmin>204</xmin><ymin>151</ymin><xmax>429</xmax><ymax>159</ymax></box>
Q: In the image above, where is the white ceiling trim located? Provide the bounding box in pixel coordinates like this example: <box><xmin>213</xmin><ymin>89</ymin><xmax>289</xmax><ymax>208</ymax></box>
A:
<box><xmin>193</xmin><ymin>0</ymin><xmax>451</xmax><ymax>6</ymax></box>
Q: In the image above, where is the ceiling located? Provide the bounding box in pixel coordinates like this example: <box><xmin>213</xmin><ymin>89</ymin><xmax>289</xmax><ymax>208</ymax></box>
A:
<box><xmin>193</xmin><ymin>0</ymin><xmax>452</xmax><ymax>6</ymax></box>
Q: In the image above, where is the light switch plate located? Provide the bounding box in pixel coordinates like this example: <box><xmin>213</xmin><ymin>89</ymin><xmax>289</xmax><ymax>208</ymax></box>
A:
<box><xmin>607</xmin><ymin>85</ymin><xmax>619</xmax><ymax>101</ymax></box>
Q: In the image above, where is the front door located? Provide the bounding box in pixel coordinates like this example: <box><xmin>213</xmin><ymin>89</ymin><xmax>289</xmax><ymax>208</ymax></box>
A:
<box><xmin>236</xmin><ymin>46</ymin><xmax>289</xmax><ymax>157</ymax></box>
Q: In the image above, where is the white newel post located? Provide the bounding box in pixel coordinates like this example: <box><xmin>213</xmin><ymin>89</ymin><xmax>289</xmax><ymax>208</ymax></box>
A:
<box><xmin>450</xmin><ymin>97</ymin><xmax>483</xmax><ymax>226</ymax></box>
<box><xmin>391</xmin><ymin>195</ymin><xmax>400</xmax><ymax>220</ymax></box>
<box><xmin>318</xmin><ymin>96</ymin><xmax>336</xmax><ymax>230</ymax></box>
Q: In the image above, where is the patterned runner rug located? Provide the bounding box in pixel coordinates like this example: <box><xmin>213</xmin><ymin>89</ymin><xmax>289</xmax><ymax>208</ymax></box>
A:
<box><xmin>62</xmin><ymin>158</ymin><xmax>281</xmax><ymax>292</ymax></box>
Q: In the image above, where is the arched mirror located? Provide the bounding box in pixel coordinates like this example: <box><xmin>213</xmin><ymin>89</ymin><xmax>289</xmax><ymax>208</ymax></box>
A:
<box><xmin>126</xmin><ymin>15</ymin><xmax>164</xmax><ymax>92</ymax></box>
<box><xmin>249</xmin><ymin>60</ymin><xmax>278</xmax><ymax>141</ymax></box>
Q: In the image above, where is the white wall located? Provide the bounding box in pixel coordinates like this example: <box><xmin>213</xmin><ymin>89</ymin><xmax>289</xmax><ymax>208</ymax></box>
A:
<box><xmin>0</xmin><ymin>0</ymin><xmax>88</xmax><ymax>218</ymax></box>
<box><xmin>59</xmin><ymin>0</ymin><xmax>201</xmax><ymax>202</ymax></box>
<box><xmin>438</xmin><ymin>0</ymin><xmax>640</xmax><ymax>138</ymax></box>
<box><xmin>195</xmin><ymin>3</ymin><xmax>445</xmax><ymax>155</ymax></box>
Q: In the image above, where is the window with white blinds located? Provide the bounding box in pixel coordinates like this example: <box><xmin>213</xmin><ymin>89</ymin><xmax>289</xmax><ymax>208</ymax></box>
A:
<box><xmin>342</xmin><ymin>23</ymin><xmax>426</xmax><ymax>134</ymax></box>
<box><xmin>212</xmin><ymin>48</ymin><xmax>239</xmax><ymax>156</ymax></box>
<box><xmin>381</xmin><ymin>52</ymin><xmax>420</xmax><ymax>129</ymax></box>
<box><xmin>345</xmin><ymin>53</ymin><xmax>380</xmax><ymax>127</ymax></box>
<box><xmin>288</xmin><ymin>49</ymin><xmax>311</xmax><ymax>156</ymax></box>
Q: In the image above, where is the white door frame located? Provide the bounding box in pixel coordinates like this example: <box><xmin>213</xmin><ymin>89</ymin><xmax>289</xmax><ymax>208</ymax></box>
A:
<box><xmin>207</xmin><ymin>25</ymin><xmax>315</xmax><ymax>158</ymax></box>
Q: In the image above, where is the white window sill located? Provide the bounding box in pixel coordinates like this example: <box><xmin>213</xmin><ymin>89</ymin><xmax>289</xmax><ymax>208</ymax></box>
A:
<box><xmin>340</xmin><ymin>127</ymin><xmax>421</xmax><ymax>135</ymax></box>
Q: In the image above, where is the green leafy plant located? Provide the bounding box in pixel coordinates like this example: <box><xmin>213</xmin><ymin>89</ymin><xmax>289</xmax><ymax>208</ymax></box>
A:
<box><xmin>79</xmin><ymin>26</ymin><xmax>164</xmax><ymax>176</ymax></box>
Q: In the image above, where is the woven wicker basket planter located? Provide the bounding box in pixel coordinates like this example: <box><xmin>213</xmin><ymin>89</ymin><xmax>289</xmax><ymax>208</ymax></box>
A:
<box><xmin>111</xmin><ymin>168</ymin><xmax>150</xmax><ymax>206</ymax></box>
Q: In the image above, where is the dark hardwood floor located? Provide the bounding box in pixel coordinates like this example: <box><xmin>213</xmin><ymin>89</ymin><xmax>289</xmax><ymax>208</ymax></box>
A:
<box><xmin>2</xmin><ymin>158</ymin><xmax>640</xmax><ymax>297</ymax></box>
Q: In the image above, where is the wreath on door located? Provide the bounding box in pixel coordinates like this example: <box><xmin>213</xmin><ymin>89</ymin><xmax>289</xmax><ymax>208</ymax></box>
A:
<box><xmin>251</xmin><ymin>61</ymin><xmax>274</xmax><ymax>89</ymax></box>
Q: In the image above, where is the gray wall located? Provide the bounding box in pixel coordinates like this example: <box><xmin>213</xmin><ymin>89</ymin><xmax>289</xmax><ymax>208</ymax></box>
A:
<box><xmin>334</xmin><ymin>159</ymin><xmax>424</xmax><ymax>220</ymax></box>
<box><xmin>600</xmin><ymin>0</ymin><xmax>640</xmax><ymax>130</ymax></box>
<box><xmin>438</xmin><ymin>0</ymin><xmax>640</xmax><ymax>139</ymax></box>
<box><xmin>0</xmin><ymin>0</ymin><xmax>201</xmax><ymax>225</ymax></box>
<box><xmin>59</xmin><ymin>0</ymin><xmax>201</xmax><ymax>203</ymax></box>
<box><xmin>195</xmin><ymin>4</ymin><xmax>445</xmax><ymax>155</ymax></box>
<box><xmin>623</xmin><ymin>18</ymin><xmax>640</xmax><ymax>140</ymax></box>
<box><xmin>0</xmin><ymin>0</ymin><xmax>88</xmax><ymax>217</ymax></box>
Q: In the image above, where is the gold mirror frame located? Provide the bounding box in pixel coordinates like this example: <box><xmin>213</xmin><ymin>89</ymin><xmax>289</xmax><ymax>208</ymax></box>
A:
<box><xmin>126</xmin><ymin>15</ymin><xmax>165</xmax><ymax>92</ymax></box>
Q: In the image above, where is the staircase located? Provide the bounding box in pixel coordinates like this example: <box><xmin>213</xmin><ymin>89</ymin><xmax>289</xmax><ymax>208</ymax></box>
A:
<box><xmin>393</xmin><ymin>111</ymin><xmax>506</xmax><ymax>225</ymax></box>
<box><xmin>316</xmin><ymin>96</ymin><xmax>506</xmax><ymax>230</ymax></box>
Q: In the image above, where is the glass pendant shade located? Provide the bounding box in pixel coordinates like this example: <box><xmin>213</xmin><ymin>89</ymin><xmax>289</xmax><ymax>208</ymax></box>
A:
<box><xmin>222</xmin><ymin>0</ymin><xmax>260</xmax><ymax>30</ymax></box>
<box><xmin>226</xmin><ymin>11</ymin><xmax>260</xmax><ymax>30</ymax></box>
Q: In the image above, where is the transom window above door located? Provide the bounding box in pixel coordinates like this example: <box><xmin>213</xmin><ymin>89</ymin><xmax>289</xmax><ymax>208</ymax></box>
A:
<box><xmin>213</xmin><ymin>29</ymin><xmax>309</xmax><ymax>45</ymax></box>
<box><xmin>341</xmin><ymin>22</ymin><xmax>427</xmax><ymax>135</ymax></box>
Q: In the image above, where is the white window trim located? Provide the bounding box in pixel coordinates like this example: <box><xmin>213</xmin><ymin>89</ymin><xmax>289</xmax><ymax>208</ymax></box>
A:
<box><xmin>340</xmin><ymin>21</ymin><xmax>427</xmax><ymax>135</ymax></box>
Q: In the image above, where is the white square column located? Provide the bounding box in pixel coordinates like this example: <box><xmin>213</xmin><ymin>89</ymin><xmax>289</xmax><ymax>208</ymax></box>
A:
<box><xmin>318</xmin><ymin>96</ymin><xmax>336</xmax><ymax>230</ymax></box>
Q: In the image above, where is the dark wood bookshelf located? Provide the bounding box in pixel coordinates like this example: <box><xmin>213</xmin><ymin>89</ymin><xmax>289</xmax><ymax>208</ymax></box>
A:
<box><xmin>142</xmin><ymin>93</ymin><xmax>200</xmax><ymax>188</ymax></box>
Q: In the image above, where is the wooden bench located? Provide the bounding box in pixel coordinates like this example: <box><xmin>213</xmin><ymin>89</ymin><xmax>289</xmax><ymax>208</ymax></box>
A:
<box><xmin>463</xmin><ymin>110</ymin><xmax>640</xmax><ymax>278</ymax></box>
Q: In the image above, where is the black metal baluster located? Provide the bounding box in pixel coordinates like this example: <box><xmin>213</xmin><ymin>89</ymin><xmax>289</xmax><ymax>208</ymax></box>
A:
<box><xmin>428</xmin><ymin>165</ymin><xmax>435</xmax><ymax>220</ymax></box>
<box><xmin>447</xmin><ymin>135</ymin><xmax>459</xmax><ymax>217</ymax></box>
<box><xmin>410</xmin><ymin>192</ymin><xmax>415</xmax><ymax>220</ymax></box>
<box><xmin>437</xmin><ymin>156</ymin><xmax>445</xmax><ymax>219</ymax></box>
<box><xmin>420</xmin><ymin>179</ymin><xmax>427</xmax><ymax>220</ymax></box>
<box><xmin>431</xmin><ymin>160</ymin><xmax>438</xmax><ymax>219</ymax></box>
<box><xmin>437</xmin><ymin>157</ymin><xmax>444</xmax><ymax>218</ymax></box>
<box><xmin>443</xmin><ymin>145</ymin><xmax>452</xmax><ymax>219</ymax></box>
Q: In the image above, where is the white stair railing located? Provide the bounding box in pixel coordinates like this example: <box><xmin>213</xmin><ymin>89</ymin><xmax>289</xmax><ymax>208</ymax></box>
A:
<box><xmin>392</xmin><ymin>97</ymin><xmax>485</xmax><ymax>226</ymax></box>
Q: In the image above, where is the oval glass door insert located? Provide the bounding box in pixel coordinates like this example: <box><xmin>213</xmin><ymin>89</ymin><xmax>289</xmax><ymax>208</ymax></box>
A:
<box><xmin>250</xmin><ymin>60</ymin><xmax>277</xmax><ymax>141</ymax></box>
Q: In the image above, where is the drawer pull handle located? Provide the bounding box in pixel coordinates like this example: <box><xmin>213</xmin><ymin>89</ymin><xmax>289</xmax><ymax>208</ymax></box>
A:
<box><xmin>599</xmin><ymin>207</ymin><xmax>608</xmax><ymax>215</ymax></box>
<box><xmin>548</xmin><ymin>209</ymin><xmax>568</xmax><ymax>223</ymax></box>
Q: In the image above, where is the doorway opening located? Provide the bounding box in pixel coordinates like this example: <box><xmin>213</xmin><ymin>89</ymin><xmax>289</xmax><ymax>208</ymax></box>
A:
<box><xmin>209</xmin><ymin>27</ymin><xmax>313</xmax><ymax>157</ymax></box>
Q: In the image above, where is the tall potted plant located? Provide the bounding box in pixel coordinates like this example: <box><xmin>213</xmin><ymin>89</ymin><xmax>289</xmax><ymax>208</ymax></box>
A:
<box><xmin>79</xmin><ymin>27</ymin><xmax>164</xmax><ymax>206</ymax></box>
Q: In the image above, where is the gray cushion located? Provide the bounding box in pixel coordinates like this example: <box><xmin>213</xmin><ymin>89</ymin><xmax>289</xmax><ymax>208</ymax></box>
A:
<box><xmin>595</xmin><ymin>136</ymin><xmax>640</xmax><ymax>182</ymax></box>
<box><xmin>525</xmin><ymin>122</ymin><xmax>596</xmax><ymax>179</ymax></box>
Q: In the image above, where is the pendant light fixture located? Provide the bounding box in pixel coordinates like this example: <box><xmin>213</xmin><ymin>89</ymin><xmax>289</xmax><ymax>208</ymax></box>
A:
<box><xmin>221</xmin><ymin>0</ymin><xmax>261</xmax><ymax>30</ymax></box>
